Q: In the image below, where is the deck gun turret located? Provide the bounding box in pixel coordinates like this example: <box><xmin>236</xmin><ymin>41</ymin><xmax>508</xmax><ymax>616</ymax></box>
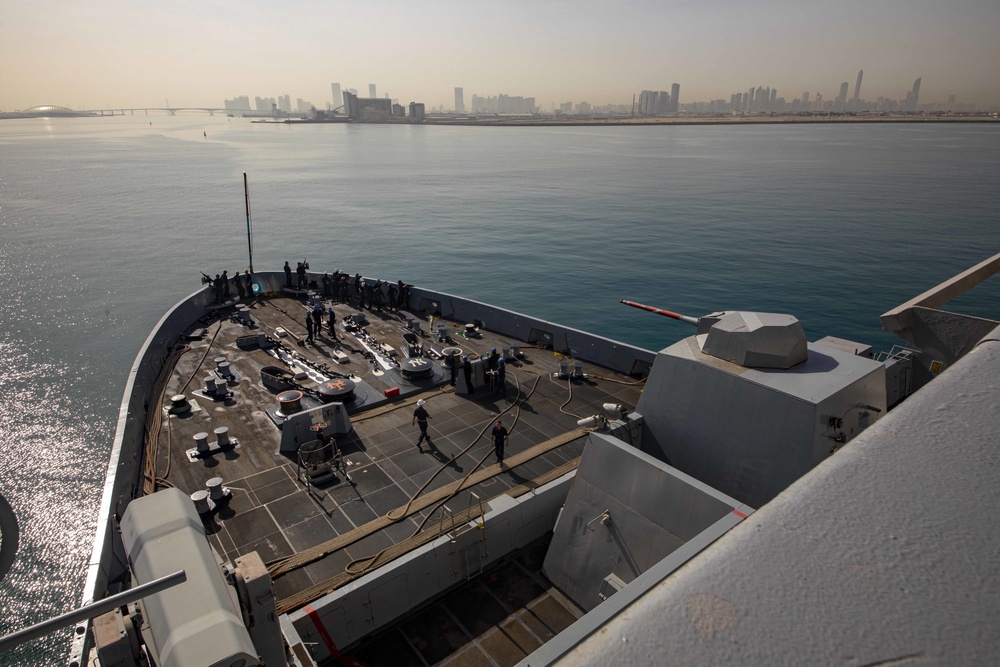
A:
<box><xmin>621</xmin><ymin>299</ymin><xmax>808</xmax><ymax>369</ymax></box>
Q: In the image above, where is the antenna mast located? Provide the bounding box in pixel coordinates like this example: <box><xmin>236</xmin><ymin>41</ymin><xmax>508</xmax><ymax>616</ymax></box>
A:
<box><xmin>244</xmin><ymin>173</ymin><xmax>254</xmax><ymax>273</ymax></box>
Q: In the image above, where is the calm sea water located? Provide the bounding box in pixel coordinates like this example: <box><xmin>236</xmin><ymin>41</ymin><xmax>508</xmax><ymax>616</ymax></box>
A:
<box><xmin>1</xmin><ymin>115</ymin><xmax>998</xmax><ymax>663</ymax></box>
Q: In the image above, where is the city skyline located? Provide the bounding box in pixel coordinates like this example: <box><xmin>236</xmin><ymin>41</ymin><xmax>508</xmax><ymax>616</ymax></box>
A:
<box><xmin>2</xmin><ymin>0</ymin><xmax>999</xmax><ymax>111</ymax></box>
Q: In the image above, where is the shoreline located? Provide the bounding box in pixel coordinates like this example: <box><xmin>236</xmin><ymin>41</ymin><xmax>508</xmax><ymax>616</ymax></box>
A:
<box><xmin>278</xmin><ymin>114</ymin><xmax>998</xmax><ymax>128</ymax></box>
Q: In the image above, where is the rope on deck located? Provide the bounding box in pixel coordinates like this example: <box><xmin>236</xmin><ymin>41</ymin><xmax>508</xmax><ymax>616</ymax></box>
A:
<box><xmin>275</xmin><ymin>456</ymin><xmax>582</xmax><ymax>616</ymax></box>
<box><xmin>267</xmin><ymin>426</ymin><xmax>586</xmax><ymax>580</ymax></box>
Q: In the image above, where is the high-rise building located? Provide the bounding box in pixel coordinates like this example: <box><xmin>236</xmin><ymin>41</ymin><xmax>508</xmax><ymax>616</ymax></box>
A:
<box><xmin>655</xmin><ymin>91</ymin><xmax>670</xmax><ymax>114</ymax></box>
<box><xmin>835</xmin><ymin>82</ymin><xmax>849</xmax><ymax>112</ymax></box>
<box><xmin>409</xmin><ymin>102</ymin><xmax>425</xmax><ymax>121</ymax></box>
<box><xmin>638</xmin><ymin>90</ymin><xmax>656</xmax><ymax>116</ymax></box>
<box><xmin>905</xmin><ymin>77</ymin><xmax>922</xmax><ymax>111</ymax></box>
<box><xmin>369</xmin><ymin>84</ymin><xmax>377</xmax><ymax>98</ymax></box>
<box><xmin>255</xmin><ymin>96</ymin><xmax>276</xmax><ymax>112</ymax></box>
<box><xmin>454</xmin><ymin>87</ymin><xmax>465</xmax><ymax>113</ymax></box>
<box><xmin>670</xmin><ymin>83</ymin><xmax>680</xmax><ymax>112</ymax></box>
<box><xmin>853</xmin><ymin>70</ymin><xmax>863</xmax><ymax>102</ymax></box>
<box><xmin>331</xmin><ymin>83</ymin><xmax>342</xmax><ymax>111</ymax></box>
<box><xmin>224</xmin><ymin>96</ymin><xmax>251</xmax><ymax>112</ymax></box>
<box><xmin>279</xmin><ymin>95</ymin><xmax>291</xmax><ymax>113</ymax></box>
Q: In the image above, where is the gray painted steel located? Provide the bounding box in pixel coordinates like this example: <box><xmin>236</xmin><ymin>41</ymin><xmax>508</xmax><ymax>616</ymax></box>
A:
<box><xmin>120</xmin><ymin>488</ymin><xmax>257</xmax><ymax>667</ymax></box>
<box><xmin>0</xmin><ymin>571</ymin><xmax>185</xmax><ymax>654</ymax></box>
<box><xmin>637</xmin><ymin>335</ymin><xmax>886</xmax><ymax>509</ymax></box>
<box><xmin>557</xmin><ymin>326</ymin><xmax>1000</xmax><ymax>667</ymax></box>
<box><xmin>70</xmin><ymin>271</ymin><xmax>653</xmax><ymax>665</ymax></box>
<box><xmin>279</xmin><ymin>403</ymin><xmax>352</xmax><ymax>454</ymax></box>
<box><xmin>883</xmin><ymin>305</ymin><xmax>998</xmax><ymax>389</ymax></box>
<box><xmin>288</xmin><ymin>471</ymin><xmax>574</xmax><ymax>663</ymax></box>
<box><xmin>699</xmin><ymin>311</ymin><xmax>807</xmax><ymax>369</ymax></box>
<box><xmin>542</xmin><ymin>433</ymin><xmax>747</xmax><ymax>612</ymax></box>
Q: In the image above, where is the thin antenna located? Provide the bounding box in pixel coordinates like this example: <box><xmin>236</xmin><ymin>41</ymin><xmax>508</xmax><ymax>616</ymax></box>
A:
<box><xmin>244</xmin><ymin>173</ymin><xmax>254</xmax><ymax>273</ymax></box>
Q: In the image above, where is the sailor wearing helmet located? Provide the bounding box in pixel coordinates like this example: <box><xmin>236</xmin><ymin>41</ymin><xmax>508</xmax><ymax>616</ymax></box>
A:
<box><xmin>412</xmin><ymin>399</ymin><xmax>431</xmax><ymax>448</ymax></box>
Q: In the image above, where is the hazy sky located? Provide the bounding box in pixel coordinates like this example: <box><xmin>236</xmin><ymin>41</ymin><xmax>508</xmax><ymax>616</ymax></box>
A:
<box><xmin>2</xmin><ymin>0</ymin><xmax>999</xmax><ymax>111</ymax></box>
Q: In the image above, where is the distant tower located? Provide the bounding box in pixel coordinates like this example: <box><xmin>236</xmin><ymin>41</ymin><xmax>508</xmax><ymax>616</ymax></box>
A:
<box><xmin>836</xmin><ymin>82</ymin><xmax>849</xmax><ymax>112</ymax></box>
<box><xmin>331</xmin><ymin>83</ymin><xmax>342</xmax><ymax>110</ymax></box>
<box><xmin>455</xmin><ymin>87</ymin><xmax>465</xmax><ymax>113</ymax></box>
<box><xmin>670</xmin><ymin>83</ymin><xmax>680</xmax><ymax>112</ymax></box>
<box><xmin>853</xmin><ymin>70</ymin><xmax>863</xmax><ymax>102</ymax></box>
<box><xmin>369</xmin><ymin>84</ymin><xmax>377</xmax><ymax>98</ymax></box>
<box><xmin>911</xmin><ymin>77</ymin><xmax>921</xmax><ymax>107</ymax></box>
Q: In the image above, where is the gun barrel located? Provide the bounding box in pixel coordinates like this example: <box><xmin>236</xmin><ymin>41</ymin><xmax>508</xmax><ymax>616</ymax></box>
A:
<box><xmin>620</xmin><ymin>300</ymin><xmax>700</xmax><ymax>326</ymax></box>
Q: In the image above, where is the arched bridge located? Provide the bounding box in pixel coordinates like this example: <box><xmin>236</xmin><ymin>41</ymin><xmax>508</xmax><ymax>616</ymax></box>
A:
<box><xmin>81</xmin><ymin>108</ymin><xmax>230</xmax><ymax>116</ymax></box>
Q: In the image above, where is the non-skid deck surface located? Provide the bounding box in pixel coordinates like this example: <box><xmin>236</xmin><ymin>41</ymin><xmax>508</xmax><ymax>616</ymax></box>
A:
<box><xmin>152</xmin><ymin>295</ymin><xmax>643</xmax><ymax>609</ymax></box>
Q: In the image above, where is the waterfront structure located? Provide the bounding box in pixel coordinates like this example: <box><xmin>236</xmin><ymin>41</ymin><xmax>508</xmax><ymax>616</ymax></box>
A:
<box><xmin>342</xmin><ymin>91</ymin><xmax>392</xmax><ymax>121</ymax></box>
<box><xmin>3</xmin><ymin>105</ymin><xmax>94</xmax><ymax>118</ymax></box>
<box><xmin>455</xmin><ymin>87</ymin><xmax>465</xmax><ymax>113</ymax></box>
<box><xmin>409</xmin><ymin>101</ymin><xmax>425</xmax><ymax>121</ymax></box>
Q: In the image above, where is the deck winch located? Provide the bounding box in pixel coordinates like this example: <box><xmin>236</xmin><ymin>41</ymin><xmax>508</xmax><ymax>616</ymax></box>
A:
<box><xmin>399</xmin><ymin>356</ymin><xmax>435</xmax><ymax>380</ymax></box>
<box><xmin>276</xmin><ymin>390</ymin><xmax>304</xmax><ymax>416</ymax></box>
<box><xmin>315</xmin><ymin>377</ymin><xmax>356</xmax><ymax>403</ymax></box>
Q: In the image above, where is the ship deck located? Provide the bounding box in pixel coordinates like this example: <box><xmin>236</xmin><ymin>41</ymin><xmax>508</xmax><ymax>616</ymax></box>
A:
<box><xmin>150</xmin><ymin>291</ymin><xmax>643</xmax><ymax>656</ymax></box>
<box><xmin>344</xmin><ymin>537</ymin><xmax>585</xmax><ymax>666</ymax></box>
